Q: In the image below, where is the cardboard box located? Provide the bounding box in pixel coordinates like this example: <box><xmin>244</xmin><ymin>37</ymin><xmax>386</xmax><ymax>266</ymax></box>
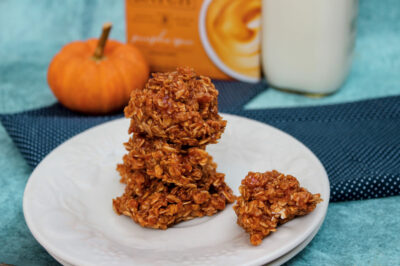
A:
<box><xmin>126</xmin><ymin>0</ymin><xmax>261</xmax><ymax>82</ymax></box>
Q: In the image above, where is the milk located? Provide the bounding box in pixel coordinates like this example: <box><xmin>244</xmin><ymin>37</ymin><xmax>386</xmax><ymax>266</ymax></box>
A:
<box><xmin>262</xmin><ymin>0</ymin><xmax>358</xmax><ymax>95</ymax></box>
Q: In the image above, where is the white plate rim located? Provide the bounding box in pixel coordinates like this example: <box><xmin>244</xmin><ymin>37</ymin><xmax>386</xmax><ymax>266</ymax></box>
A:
<box><xmin>46</xmin><ymin>218</ymin><xmax>325</xmax><ymax>266</ymax></box>
<box><xmin>23</xmin><ymin>114</ymin><xmax>330</xmax><ymax>266</ymax></box>
<box><xmin>46</xmin><ymin>212</ymin><xmax>326</xmax><ymax>266</ymax></box>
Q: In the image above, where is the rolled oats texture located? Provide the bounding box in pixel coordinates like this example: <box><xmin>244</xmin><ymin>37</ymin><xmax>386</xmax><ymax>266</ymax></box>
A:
<box><xmin>113</xmin><ymin>67</ymin><xmax>235</xmax><ymax>230</ymax></box>
<box><xmin>124</xmin><ymin>67</ymin><xmax>227</xmax><ymax>146</ymax></box>
<box><xmin>233</xmin><ymin>170</ymin><xmax>322</xmax><ymax>245</ymax></box>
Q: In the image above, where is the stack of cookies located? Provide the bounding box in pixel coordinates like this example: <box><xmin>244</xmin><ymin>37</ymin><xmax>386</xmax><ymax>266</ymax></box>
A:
<box><xmin>113</xmin><ymin>67</ymin><xmax>235</xmax><ymax>229</ymax></box>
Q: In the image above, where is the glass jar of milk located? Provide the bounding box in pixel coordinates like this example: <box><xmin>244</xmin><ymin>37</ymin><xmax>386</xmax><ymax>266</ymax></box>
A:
<box><xmin>262</xmin><ymin>0</ymin><xmax>358</xmax><ymax>95</ymax></box>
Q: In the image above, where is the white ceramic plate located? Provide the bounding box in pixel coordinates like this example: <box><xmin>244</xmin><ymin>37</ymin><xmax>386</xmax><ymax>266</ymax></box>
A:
<box><xmin>24</xmin><ymin>114</ymin><xmax>329</xmax><ymax>266</ymax></box>
<box><xmin>268</xmin><ymin>213</ymin><xmax>324</xmax><ymax>266</ymax></box>
<box><xmin>46</xmin><ymin>211</ymin><xmax>324</xmax><ymax>266</ymax></box>
<box><xmin>46</xmin><ymin>218</ymin><xmax>323</xmax><ymax>266</ymax></box>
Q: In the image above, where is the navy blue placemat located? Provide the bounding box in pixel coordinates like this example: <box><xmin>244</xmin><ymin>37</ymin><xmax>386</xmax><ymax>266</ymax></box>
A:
<box><xmin>1</xmin><ymin>81</ymin><xmax>400</xmax><ymax>202</ymax></box>
<box><xmin>0</xmin><ymin>81</ymin><xmax>264</xmax><ymax>167</ymax></box>
<box><xmin>231</xmin><ymin>96</ymin><xmax>400</xmax><ymax>201</ymax></box>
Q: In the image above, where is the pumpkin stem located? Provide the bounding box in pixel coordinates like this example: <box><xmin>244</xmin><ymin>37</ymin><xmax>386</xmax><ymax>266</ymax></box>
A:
<box><xmin>93</xmin><ymin>22</ymin><xmax>112</xmax><ymax>60</ymax></box>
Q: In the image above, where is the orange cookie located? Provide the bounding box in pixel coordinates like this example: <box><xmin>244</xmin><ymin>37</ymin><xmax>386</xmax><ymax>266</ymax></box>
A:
<box><xmin>233</xmin><ymin>170</ymin><xmax>322</xmax><ymax>245</ymax></box>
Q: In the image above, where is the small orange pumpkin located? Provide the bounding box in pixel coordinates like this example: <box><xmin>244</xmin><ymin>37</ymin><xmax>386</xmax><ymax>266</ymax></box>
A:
<box><xmin>47</xmin><ymin>23</ymin><xmax>149</xmax><ymax>114</ymax></box>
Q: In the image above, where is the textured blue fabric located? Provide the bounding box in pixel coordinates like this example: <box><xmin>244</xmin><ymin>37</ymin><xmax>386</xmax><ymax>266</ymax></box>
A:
<box><xmin>2</xmin><ymin>89</ymin><xmax>400</xmax><ymax>202</ymax></box>
<box><xmin>1</xmin><ymin>0</ymin><xmax>400</xmax><ymax>265</ymax></box>
<box><xmin>0</xmin><ymin>81</ymin><xmax>265</xmax><ymax>167</ymax></box>
<box><xmin>233</xmin><ymin>96</ymin><xmax>400</xmax><ymax>202</ymax></box>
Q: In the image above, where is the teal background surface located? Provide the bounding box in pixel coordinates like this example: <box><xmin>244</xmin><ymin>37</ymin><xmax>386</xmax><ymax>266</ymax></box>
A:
<box><xmin>0</xmin><ymin>0</ymin><xmax>399</xmax><ymax>265</ymax></box>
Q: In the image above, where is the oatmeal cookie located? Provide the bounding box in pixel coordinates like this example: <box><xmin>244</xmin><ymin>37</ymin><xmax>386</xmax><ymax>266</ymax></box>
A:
<box><xmin>124</xmin><ymin>67</ymin><xmax>226</xmax><ymax>146</ymax></box>
<box><xmin>233</xmin><ymin>170</ymin><xmax>322</xmax><ymax>246</ymax></box>
<box><xmin>118</xmin><ymin>134</ymin><xmax>220</xmax><ymax>187</ymax></box>
<box><xmin>113</xmin><ymin>171</ymin><xmax>235</xmax><ymax>229</ymax></box>
<box><xmin>117</xmin><ymin>154</ymin><xmax>226</xmax><ymax>193</ymax></box>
